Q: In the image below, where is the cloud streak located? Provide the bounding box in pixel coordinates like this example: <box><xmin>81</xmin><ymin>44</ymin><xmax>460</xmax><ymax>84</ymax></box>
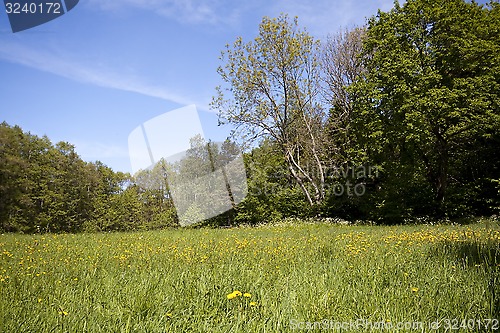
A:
<box><xmin>0</xmin><ymin>40</ymin><xmax>209</xmax><ymax>109</ymax></box>
<box><xmin>86</xmin><ymin>0</ymin><xmax>240</xmax><ymax>26</ymax></box>
<box><xmin>84</xmin><ymin>0</ymin><xmax>394</xmax><ymax>34</ymax></box>
<box><xmin>271</xmin><ymin>0</ymin><xmax>396</xmax><ymax>37</ymax></box>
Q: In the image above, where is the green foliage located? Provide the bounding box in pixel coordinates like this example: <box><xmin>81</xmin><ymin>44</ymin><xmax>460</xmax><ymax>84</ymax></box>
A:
<box><xmin>213</xmin><ymin>14</ymin><xmax>329</xmax><ymax>206</ymax></box>
<box><xmin>350</xmin><ymin>0</ymin><xmax>500</xmax><ymax>221</ymax></box>
<box><xmin>233</xmin><ymin>140</ymin><xmax>313</xmax><ymax>225</ymax></box>
<box><xmin>0</xmin><ymin>122</ymin><xmax>177</xmax><ymax>233</ymax></box>
<box><xmin>0</xmin><ymin>122</ymin><xmax>98</xmax><ymax>232</ymax></box>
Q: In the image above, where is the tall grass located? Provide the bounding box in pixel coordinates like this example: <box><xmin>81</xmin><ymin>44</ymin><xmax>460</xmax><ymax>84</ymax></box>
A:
<box><xmin>1</xmin><ymin>220</ymin><xmax>499</xmax><ymax>332</ymax></box>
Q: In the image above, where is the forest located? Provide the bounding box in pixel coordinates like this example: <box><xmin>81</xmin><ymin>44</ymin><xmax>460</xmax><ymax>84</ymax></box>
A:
<box><xmin>1</xmin><ymin>0</ymin><xmax>499</xmax><ymax>233</ymax></box>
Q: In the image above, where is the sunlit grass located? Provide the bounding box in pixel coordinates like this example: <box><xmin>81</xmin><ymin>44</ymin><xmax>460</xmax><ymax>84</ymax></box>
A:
<box><xmin>1</xmin><ymin>220</ymin><xmax>499</xmax><ymax>332</ymax></box>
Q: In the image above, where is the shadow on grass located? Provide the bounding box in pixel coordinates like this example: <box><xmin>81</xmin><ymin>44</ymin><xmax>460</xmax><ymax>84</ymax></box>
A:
<box><xmin>431</xmin><ymin>236</ymin><xmax>500</xmax><ymax>320</ymax></box>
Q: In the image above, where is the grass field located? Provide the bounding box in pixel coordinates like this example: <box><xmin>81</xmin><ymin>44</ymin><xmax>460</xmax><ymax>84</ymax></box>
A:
<box><xmin>1</xmin><ymin>219</ymin><xmax>500</xmax><ymax>332</ymax></box>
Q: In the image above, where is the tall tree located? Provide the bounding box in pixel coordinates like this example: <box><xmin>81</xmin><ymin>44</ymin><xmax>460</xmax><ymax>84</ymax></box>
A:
<box><xmin>322</xmin><ymin>27</ymin><xmax>366</xmax><ymax>123</ymax></box>
<box><xmin>351</xmin><ymin>0</ymin><xmax>500</xmax><ymax>216</ymax></box>
<box><xmin>321</xmin><ymin>26</ymin><xmax>367</xmax><ymax>168</ymax></box>
<box><xmin>212</xmin><ymin>14</ymin><xmax>327</xmax><ymax>206</ymax></box>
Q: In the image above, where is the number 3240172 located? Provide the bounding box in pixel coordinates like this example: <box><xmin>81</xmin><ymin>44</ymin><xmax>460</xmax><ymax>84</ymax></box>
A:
<box><xmin>5</xmin><ymin>2</ymin><xmax>62</xmax><ymax>14</ymax></box>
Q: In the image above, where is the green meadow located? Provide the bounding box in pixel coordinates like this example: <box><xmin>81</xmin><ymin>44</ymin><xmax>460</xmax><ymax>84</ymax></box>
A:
<box><xmin>1</xmin><ymin>219</ymin><xmax>499</xmax><ymax>332</ymax></box>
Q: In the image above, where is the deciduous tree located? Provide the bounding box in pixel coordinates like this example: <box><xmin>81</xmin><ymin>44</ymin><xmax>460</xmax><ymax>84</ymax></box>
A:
<box><xmin>212</xmin><ymin>14</ymin><xmax>327</xmax><ymax>206</ymax></box>
<box><xmin>351</xmin><ymin>0</ymin><xmax>500</xmax><ymax>217</ymax></box>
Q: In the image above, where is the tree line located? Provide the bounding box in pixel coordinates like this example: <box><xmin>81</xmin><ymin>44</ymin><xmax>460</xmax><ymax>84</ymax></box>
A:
<box><xmin>0</xmin><ymin>122</ymin><xmax>178</xmax><ymax>232</ymax></box>
<box><xmin>213</xmin><ymin>0</ymin><xmax>500</xmax><ymax>224</ymax></box>
<box><xmin>1</xmin><ymin>0</ymin><xmax>499</xmax><ymax>233</ymax></box>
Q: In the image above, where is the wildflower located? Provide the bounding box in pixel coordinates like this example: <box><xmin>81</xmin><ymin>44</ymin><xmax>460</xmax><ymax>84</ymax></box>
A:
<box><xmin>227</xmin><ymin>293</ymin><xmax>237</xmax><ymax>300</ymax></box>
<box><xmin>166</xmin><ymin>312</ymin><xmax>172</xmax><ymax>318</ymax></box>
<box><xmin>243</xmin><ymin>293</ymin><xmax>251</xmax><ymax>298</ymax></box>
<box><xmin>249</xmin><ymin>302</ymin><xmax>257</xmax><ymax>306</ymax></box>
<box><xmin>233</xmin><ymin>290</ymin><xmax>242</xmax><ymax>297</ymax></box>
<box><xmin>58</xmin><ymin>310</ymin><xmax>68</xmax><ymax>316</ymax></box>
<box><xmin>411</xmin><ymin>287</ymin><xmax>419</xmax><ymax>293</ymax></box>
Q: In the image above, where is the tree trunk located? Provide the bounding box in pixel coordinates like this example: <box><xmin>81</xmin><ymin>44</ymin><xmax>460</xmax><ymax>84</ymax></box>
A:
<box><xmin>434</xmin><ymin>137</ymin><xmax>448</xmax><ymax>207</ymax></box>
<box><xmin>284</xmin><ymin>149</ymin><xmax>325</xmax><ymax>206</ymax></box>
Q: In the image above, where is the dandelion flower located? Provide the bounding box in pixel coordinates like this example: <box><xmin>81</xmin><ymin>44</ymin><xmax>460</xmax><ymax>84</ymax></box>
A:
<box><xmin>243</xmin><ymin>293</ymin><xmax>251</xmax><ymax>298</ymax></box>
<box><xmin>58</xmin><ymin>310</ymin><xmax>69</xmax><ymax>316</ymax></box>
<box><xmin>411</xmin><ymin>287</ymin><xmax>419</xmax><ymax>293</ymax></box>
<box><xmin>249</xmin><ymin>302</ymin><xmax>257</xmax><ymax>306</ymax></box>
<box><xmin>227</xmin><ymin>293</ymin><xmax>237</xmax><ymax>300</ymax></box>
<box><xmin>233</xmin><ymin>290</ymin><xmax>242</xmax><ymax>297</ymax></box>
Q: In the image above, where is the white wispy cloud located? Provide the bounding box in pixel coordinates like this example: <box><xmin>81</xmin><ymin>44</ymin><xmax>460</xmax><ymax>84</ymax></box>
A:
<box><xmin>271</xmin><ymin>0</ymin><xmax>396</xmax><ymax>38</ymax></box>
<box><xmin>85</xmin><ymin>0</ymin><xmax>396</xmax><ymax>37</ymax></box>
<box><xmin>86</xmin><ymin>0</ymin><xmax>240</xmax><ymax>26</ymax></box>
<box><xmin>0</xmin><ymin>40</ymin><xmax>209</xmax><ymax>109</ymax></box>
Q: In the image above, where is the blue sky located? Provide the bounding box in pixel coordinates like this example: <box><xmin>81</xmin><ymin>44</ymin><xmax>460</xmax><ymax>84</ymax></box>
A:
<box><xmin>1</xmin><ymin>0</ymin><xmax>403</xmax><ymax>173</ymax></box>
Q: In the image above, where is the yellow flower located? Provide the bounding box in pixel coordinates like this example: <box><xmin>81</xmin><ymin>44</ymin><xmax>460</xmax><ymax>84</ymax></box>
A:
<box><xmin>249</xmin><ymin>302</ymin><xmax>257</xmax><ymax>306</ymax></box>
<box><xmin>58</xmin><ymin>310</ymin><xmax>69</xmax><ymax>316</ymax></box>
<box><xmin>411</xmin><ymin>287</ymin><xmax>419</xmax><ymax>293</ymax></box>
<box><xmin>166</xmin><ymin>312</ymin><xmax>172</xmax><ymax>318</ymax></box>
<box><xmin>243</xmin><ymin>293</ymin><xmax>251</xmax><ymax>298</ymax></box>
<box><xmin>233</xmin><ymin>290</ymin><xmax>242</xmax><ymax>297</ymax></box>
<box><xmin>227</xmin><ymin>293</ymin><xmax>237</xmax><ymax>300</ymax></box>
<box><xmin>37</xmin><ymin>298</ymin><xmax>42</xmax><ymax>303</ymax></box>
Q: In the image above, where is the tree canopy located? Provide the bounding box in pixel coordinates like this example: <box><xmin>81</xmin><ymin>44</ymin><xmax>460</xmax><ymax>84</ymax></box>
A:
<box><xmin>350</xmin><ymin>0</ymin><xmax>500</xmax><ymax>219</ymax></box>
